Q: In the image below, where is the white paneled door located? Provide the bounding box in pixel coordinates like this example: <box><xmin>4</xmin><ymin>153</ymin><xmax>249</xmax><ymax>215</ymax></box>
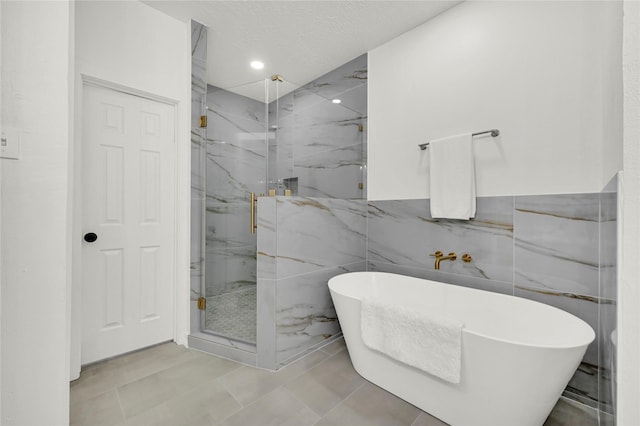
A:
<box><xmin>81</xmin><ymin>84</ymin><xmax>176</xmax><ymax>364</ymax></box>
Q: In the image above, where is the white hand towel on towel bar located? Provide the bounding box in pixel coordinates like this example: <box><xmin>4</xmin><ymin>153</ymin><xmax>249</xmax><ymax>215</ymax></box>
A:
<box><xmin>360</xmin><ymin>297</ymin><xmax>464</xmax><ymax>384</ymax></box>
<box><xmin>429</xmin><ymin>133</ymin><xmax>476</xmax><ymax>220</ymax></box>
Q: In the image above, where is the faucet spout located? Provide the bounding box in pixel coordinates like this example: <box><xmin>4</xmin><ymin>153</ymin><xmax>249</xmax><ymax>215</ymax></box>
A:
<box><xmin>430</xmin><ymin>251</ymin><xmax>457</xmax><ymax>270</ymax></box>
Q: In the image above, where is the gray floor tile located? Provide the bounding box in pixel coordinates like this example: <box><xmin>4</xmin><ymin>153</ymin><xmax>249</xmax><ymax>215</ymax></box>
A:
<box><xmin>71</xmin><ymin>343</ymin><xmax>197</xmax><ymax>405</ymax></box>
<box><xmin>70</xmin><ymin>343</ymin><xmax>604</xmax><ymax>426</ymax></box>
<box><xmin>411</xmin><ymin>412</ymin><xmax>449</xmax><ymax>426</ymax></box>
<box><xmin>70</xmin><ymin>389</ymin><xmax>124</xmax><ymax>426</ymax></box>
<box><xmin>284</xmin><ymin>350</ymin><xmax>365</xmax><ymax>416</ymax></box>
<box><xmin>221</xmin><ymin>387</ymin><xmax>320</xmax><ymax>426</ymax></box>
<box><xmin>117</xmin><ymin>353</ymin><xmax>241</xmax><ymax>419</ymax></box>
<box><xmin>124</xmin><ymin>380</ymin><xmax>240</xmax><ymax>426</ymax></box>
<box><xmin>219</xmin><ymin>349</ymin><xmax>328</xmax><ymax>406</ymax></box>
<box><xmin>317</xmin><ymin>382</ymin><xmax>421</xmax><ymax>426</ymax></box>
<box><xmin>319</xmin><ymin>337</ymin><xmax>347</xmax><ymax>356</ymax></box>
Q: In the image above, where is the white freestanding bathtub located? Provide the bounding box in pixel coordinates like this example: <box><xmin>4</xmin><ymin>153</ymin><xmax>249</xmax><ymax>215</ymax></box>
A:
<box><xmin>328</xmin><ymin>272</ymin><xmax>595</xmax><ymax>426</ymax></box>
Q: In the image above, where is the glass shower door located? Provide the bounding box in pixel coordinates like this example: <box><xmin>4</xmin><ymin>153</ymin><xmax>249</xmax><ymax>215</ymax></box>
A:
<box><xmin>202</xmin><ymin>80</ymin><xmax>268</xmax><ymax>345</ymax></box>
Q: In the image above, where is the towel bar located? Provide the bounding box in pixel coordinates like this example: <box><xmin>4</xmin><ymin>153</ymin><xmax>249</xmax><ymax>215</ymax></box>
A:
<box><xmin>418</xmin><ymin>129</ymin><xmax>500</xmax><ymax>150</ymax></box>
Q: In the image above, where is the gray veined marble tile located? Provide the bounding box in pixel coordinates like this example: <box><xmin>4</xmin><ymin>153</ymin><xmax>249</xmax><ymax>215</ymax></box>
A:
<box><xmin>267</xmin><ymin>142</ymin><xmax>279</xmax><ymax>189</ymax></box>
<box><xmin>205</xmin><ymin>108</ymin><xmax>266</xmax><ymax>144</ymax></box>
<box><xmin>205</xmin><ymin>245</ymin><xmax>256</xmax><ymax>296</ymax></box>
<box><xmin>190</xmin><ymin>143</ymin><xmax>205</xmax><ymax>196</ymax></box>
<box><xmin>257</xmin><ymin>278</ymin><xmax>277</xmax><ymax>370</ymax></box>
<box><xmin>192</xmin><ymin>59</ymin><xmax>207</xmax><ymax>95</ymax></box>
<box><xmin>514</xmin><ymin>285</ymin><xmax>599</xmax><ymax>365</ymax></box>
<box><xmin>514</xmin><ymin>193</ymin><xmax>600</xmax><ymax>297</ymax></box>
<box><xmin>269</xmin><ymin>91</ymin><xmax>294</xmax><ymax>123</ymax></box>
<box><xmin>293</xmin><ymin>90</ymin><xmax>364</xmax><ymax>128</ymax></box>
<box><xmin>207</xmin><ymin>85</ymin><xmax>267</xmax><ymax>124</ymax></box>
<box><xmin>191</xmin><ymin>95</ymin><xmax>206</xmax><ymax>134</ymax></box>
<box><xmin>257</xmin><ymin>197</ymin><xmax>277</xmax><ymax>280</ymax></box>
<box><xmin>267</xmin><ymin>119</ymin><xmax>295</xmax><ymax>185</ymax></box>
<box><xmin>598</xmin><ymin>298</ymin><xmax>617</xmax><ymax>415</ymax></box>
<box><xmin>205</xmin><ymin>114</ymin><xmax>266</xmax><ymax>204</ymax></box>
<box><xmin>516</xmin><ymin>193</ymin><xmax>601</xmax><ymax>220</ymax></box>
<box><xmin>367</xmin><ymin>261</ymin><xmax>514</xmax><ymax>296</ymax></box>
<box><xmin>295</xmin><ymin>54</ymin><xmax>367</xmax><ymax>103</ymax></box>
<box><xmin>514</xmin><ymin>285</ymin><xmax>600</xmax><ymax>407</ymax></box>
<box><xmin>293</xmin><ymin>118</ymin><xmax>365</xmax><ymax>160</ymax></box>
<box><xmin>190</xmin><ymin>196</ymin><xmax>204</xmax><ymax>255</ymax></box>
<box><xmin>191</xmin><ymin>21</ymin><xmax>207</xmax><ymax>66</ymax></box>
<box><xmin>600</xmin><ymin>192</ymin><xmax>617</xmax><ymax>301</ymax></box>
<box><xmin>563</xmin><ymin>363</ymin><xmax>599</xmax><ymax>409</ymax></box>
<box><xmin>205</xmin><ymin>202</ymin><xmax>255</xmax><ymax>248</ymax></box>
<box><xmin>294</xmin><ymin>145</ymin><xmax>365</xmax><ymax>199</ymax></box>
<box><xmin>367</xmin><ymin>197</ymin><xmax>514</xmax><ymax>282</ymax></box>
<box><xmin>331</xmin><ymin>83</ymin><xmax>367</xmax><ymax>115</ymax></box>
<box><xmin>275</xmin><ymin>262</ymin><xmax>364</xmax><ymax>367</ymax></box>
<box><xmin>275</xmin><ymin>266</ymin><xmax>350</xmax><ymax>364</ymax></box>
<box><xmin>274</xmin><ymin>198</ymin><xmax>367</xmax><ymax>278</ymax></box>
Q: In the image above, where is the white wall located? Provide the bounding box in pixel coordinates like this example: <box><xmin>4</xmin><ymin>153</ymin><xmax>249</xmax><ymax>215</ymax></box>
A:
<box><xmin>72</xmin><ymin>1</ymin><xmax>191</xmax><ymax>378</ymax></box>
<box><xmin>1</xmin><ymin>1</ymin><xmax>73</xmax><ymax>424</ymax></box>
<box><xmin>368</xmin><ymin>1</ymin><xmax>622</xmax><ymax>200</ymax></box>
<box><xmin>619</xmin><ymin>1</ymin><xmax>640</xmax><ymax>424</ymax></box>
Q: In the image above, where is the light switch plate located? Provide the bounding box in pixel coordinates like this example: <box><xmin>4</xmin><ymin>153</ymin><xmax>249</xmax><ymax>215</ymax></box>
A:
<box><xmin>1</xmin><ymin>127</ymin><xmax>21</xmax><ymax>160</ymax></box>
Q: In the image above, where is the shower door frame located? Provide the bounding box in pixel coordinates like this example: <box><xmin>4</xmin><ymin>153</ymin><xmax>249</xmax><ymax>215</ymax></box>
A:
<box><xmin>198</xmin><ymin>79</ymin><xmax>271</xmax><ymax>350</ymax></box>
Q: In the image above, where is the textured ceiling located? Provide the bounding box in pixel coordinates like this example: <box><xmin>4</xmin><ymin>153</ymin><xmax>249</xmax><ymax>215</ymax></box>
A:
<box><xmin>143</xmin><ymin>1</ymin><xmax>461</xmax><ymax>101</ymax></box>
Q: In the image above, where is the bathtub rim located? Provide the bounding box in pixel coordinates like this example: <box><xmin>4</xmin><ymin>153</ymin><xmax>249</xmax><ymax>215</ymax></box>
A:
<box><xmin>328</xmin><ymin>271</ymin><xmax>596</xmax><ymax>351</ymax></box>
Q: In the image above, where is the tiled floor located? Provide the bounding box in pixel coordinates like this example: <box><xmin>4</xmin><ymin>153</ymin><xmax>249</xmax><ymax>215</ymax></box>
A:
<box><xmin>204</xmin><ymin>287</ymin><xmax>257</xmax><ymax>343</ymax></box>
<box><xmin>70</xmin><ymin>340</ymin><xmax>599</xmax><ymax>426</ymax></box>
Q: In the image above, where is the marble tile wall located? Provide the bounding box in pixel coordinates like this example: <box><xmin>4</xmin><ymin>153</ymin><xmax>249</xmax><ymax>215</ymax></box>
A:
<box><xmin>269</xmin><ymin>54</ymin><xmax>367</xmax><ymax>199</ymax></box>
<box><xmin>190</xmin><ymin>20</ymin><xmax>207</xmax><ymax>332</ymax></box>
<box><xmin>366</xmin><ymin>175</ymin><xmax>618</xmax><ymax>421</ymax></box>
<box><xmin>204</xmin><ymin>85</ymin><xmax>266</xmax><ymax>297</ymax></box>
<box><xmin>257</xmin><ymin>196</ymin><xmax>367</xmax><ymax>369</ymax></box>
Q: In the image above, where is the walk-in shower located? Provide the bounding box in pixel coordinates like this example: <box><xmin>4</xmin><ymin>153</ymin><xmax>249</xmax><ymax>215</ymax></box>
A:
<box><xmin>189</xmin><ymin>21</ymin><xmax>367</xmax><ymax>368</ymax></box>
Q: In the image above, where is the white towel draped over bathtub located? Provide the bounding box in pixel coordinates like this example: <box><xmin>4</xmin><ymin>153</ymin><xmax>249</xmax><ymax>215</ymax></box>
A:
<box><xmin>361</xmin><ymin>297</ymin><xmax>464</xmax><ymax>384</ymax></box>
<box><xmin>429</xmin><ymin>133</ymin><xmax>476</xmax><ymax>220</ymax></box>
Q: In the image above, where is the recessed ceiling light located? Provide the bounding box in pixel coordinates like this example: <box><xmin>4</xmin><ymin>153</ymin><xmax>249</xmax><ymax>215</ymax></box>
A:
<box><xmin>250</xmin><ymin>61</ymin><xmax>264</xmax><ymax>70</ymax></box>
<box><xmin>332</xmin><ymin>99</ymin><xmax>341</xmax><ymax>104</ymax></box>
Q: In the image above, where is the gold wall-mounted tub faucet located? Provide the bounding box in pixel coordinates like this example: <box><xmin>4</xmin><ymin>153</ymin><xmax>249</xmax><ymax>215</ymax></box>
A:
<box><xmin>429</xmin><ymin>251</ymin><xmax>457</xmax><ymax>270</ymax></box>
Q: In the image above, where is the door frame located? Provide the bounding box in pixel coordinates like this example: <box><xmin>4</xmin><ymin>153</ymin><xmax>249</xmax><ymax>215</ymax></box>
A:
<box><xmin>71</xmin><ymin>75</ymin><xmax>182</xmax><ymax>376</ymax></box>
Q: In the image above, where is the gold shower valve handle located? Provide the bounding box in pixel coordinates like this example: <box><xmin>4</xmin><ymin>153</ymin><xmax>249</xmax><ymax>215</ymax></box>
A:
<box><xmin>462</xmin><ymin>253</ymin><xmax>472</xmax><ymax>263</ymax></box>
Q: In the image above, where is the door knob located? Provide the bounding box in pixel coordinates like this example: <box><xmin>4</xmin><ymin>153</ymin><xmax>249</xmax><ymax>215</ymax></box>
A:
<box><xmin>84</xmin><ymin>232</ymin><xmax>98</xmax><ymax>243</ymax></box>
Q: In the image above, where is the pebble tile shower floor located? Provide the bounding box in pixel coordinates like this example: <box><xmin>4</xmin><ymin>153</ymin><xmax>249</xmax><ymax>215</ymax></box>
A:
<box><xmin>70</xmin><ymin>340</ymin><xmax>599</xmax><ymax>426</ymax></box>
<box><xmin>204</xmin><ymin>287</ymin><xmax>256</xmax><ymax>343</ymax></box>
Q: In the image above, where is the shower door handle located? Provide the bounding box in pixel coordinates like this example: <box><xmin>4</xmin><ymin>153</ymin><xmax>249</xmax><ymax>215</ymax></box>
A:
<box><xmin>250</xmin><ymin>192</ymin><xmax>257</xmax><ymax>234</ymax></box>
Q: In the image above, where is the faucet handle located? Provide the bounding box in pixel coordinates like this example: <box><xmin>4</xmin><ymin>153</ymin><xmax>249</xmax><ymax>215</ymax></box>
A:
<box><xmin>448</xmin><ymin>252</ymin><xmax>457</xmax><ymax>261</ymax></box>
<box><xmin>430</xmin><ymin>251</ymin><xmax>443</xmax><ymax>257</ymax></box>
<box><xmin>462</xmin><ymin>253</ymin><xmax>472</xmax><ymax>262</ymax></box>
